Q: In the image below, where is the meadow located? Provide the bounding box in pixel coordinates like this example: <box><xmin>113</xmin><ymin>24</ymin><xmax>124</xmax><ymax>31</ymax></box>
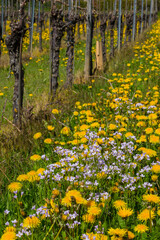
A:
<box><xmin>0</xmin><ymin>16</ymin><xmax>160</xmax><ymax>240</ymax></box>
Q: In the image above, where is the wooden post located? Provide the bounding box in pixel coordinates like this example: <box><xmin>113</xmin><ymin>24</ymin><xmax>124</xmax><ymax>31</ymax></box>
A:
<box><xmin>149</xmin><ymin>0</ymin><xmax>153</xmax><ymax>25</ymax></box>
<box><xmin>132</xmin><ymin>0</ymin><xmax>137</xmax><ymax>41</ymax></box>
<box><xmin>118</xmin><ymin>0</ymin><xmax>122</xmax><ymax>51</ymax></box>
<box><xmin>18</xmin><ymin>36</ymin><xmax>23</xmax><ymax>128</ymax></box>
<box><xmin>145</xmin><ymin>0</ymin><xmax>147</xmax><ymax>28</ymax></box>
<box><xmin>84</xmin><ymin>0</ymin><xmax>92</xmax><ymax>80</ymax></box>
<box><xmin>30</xmin><ymin>0</ymin><xmax>35</xmax><ymax>54</ymax></box>
<box><xmin>114</xmin><ymin>0</ymin><xmax>117</xmax><ymax>13</ymax></box>
<box><xmin>1</xmin><ymin>0</ymin><xmax>4</xmax><ymax>36</ymax></box>
<box><xmin>140</xmin><ymin>0</ymin><xmax>144</xmax><ymax>33</ymax></box>
<box><xmin>96</xmin><ymin>41</ymin><xmax>103</xmax><ymax>71</ymax></box>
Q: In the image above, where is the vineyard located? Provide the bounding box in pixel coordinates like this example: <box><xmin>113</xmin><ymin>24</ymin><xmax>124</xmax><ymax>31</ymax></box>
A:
<box><xmin>0</xmin><ymin>0</ymin><xmax>160</xmax><ymax>240</ymax></box>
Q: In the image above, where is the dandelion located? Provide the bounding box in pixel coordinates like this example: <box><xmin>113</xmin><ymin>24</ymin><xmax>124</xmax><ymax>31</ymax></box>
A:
<box><xmin>23</xmin><ymin>216</ymin><xmax>40</xmax><ymax>229</ymax></box>
<box><xmin>142</xmin><ymin>194</ymin><xmax>160</xmax><ymax>204</ymax></box>
<box><xmin>80</xmin><ymin>124</ymin><xmax>90</xmax><ymax>131</ymax></box>
<box><xmin>33</xmin><ymin>132</ymin><xmax>42</xmax><ymax>139</ymax></box>
<box><xmin>127</xmin><ymin>231</ymin><xmax>135</xmax><ymax>239</ymax></box>
<box><xmin>90</xmin><ymin>122</ymin><xmax>100</xmax><ymax>128</ymax></box>
<box><xmin>113</xmin><ymin>200</ymin><xmax>127</xmax><ymax>209</ymax></box>
<box><xmin>117</xmin><ymin>208</ymin><xmax>133</xmax><ymax>218</ymax></box>
<box><xmin>134</xmin><ymin>224</ymin><xmax>149</xmax><ymax>233</ymax></box>
<box><xmin>145</xmin><ymin>128</ymin><xmax>153</xmax><ymax>134</ymax></box>
<box><xmin>87</xmin><ymin>206</ymin><xmax>101</xmax><ymax>216</ymax></box>
<box><xmin>73</xmin><ymin>111</ymin><xmax>79</xmax><ymax>116</ymax></box>
<box><xmin>155</xmin><ymin>128</ymin><xmax>160</xmax><ymax>135</ymax></box>
<box><xmin>17</xmin><ymin>174</ymin><xmax>28</xmax><ymax>182</ymax></box>
<box><xmin>27</xmin><ymin>171</ymin><xmax>40</xmax><ymax>182</ymax></box>
<box><xmin>108</xmin><ymin>124</ymin><xmax>117</xmax><ymax>130</ymax></box>
<box><xmin>108</xmin><ymin>228</ymin><xmax>127</xmax><ymax>237</ymax></box>
<box><xmin>148</xmin><ymin>113</ymin><xmax>157</xmax><ymax>120</ymax></box>
<box><xmin>137</xmin><ymin>209</ymin><xmax>155</xmax><ymax>221</ymax></box>
<box><xmin>125</xmin><ymin>132</ymin><xmax>133</xmax><ymax>138</ymax></box>
<box><xmin>8</xmin><ymin>182</ymin><xmax>22</xmax><ymax>193</ymax></box>
<box><xmin>82</xmin><ymin>214</ymin><xmax>95</xmax><ymax>223</ymax></box>
<box><xmin>47</xmin><ymin>125</ymin><xmax>55</xmax><ymax>131</ymax></box>
<box><xmin>61</xmin><ymin>190</ymin><xmax>87</xmax><ymax>207</ymax></box>
<box><xmin>1</xmin><ymin>231</ymin><xmax>17</xmax><ymax>240</ymax></box>
<box><xmin>151</xmin><ymin>175</ymin><xmax>158</xmax><ymax>181</ymax></box>
<box><xmin>36</xmin><ymin>168</ymin><xmax>45</xmax><ymax>175</ymax></box>
<box><xmin>152</xmin><ymin>164</ymin><xmax>160</xmax><ymax>173</ymax></box>
<box><xmin>52</xmin><ymin>109</ymin><xmax>59</xmax><ymax>114</ymax></box>
<box><xmin>61</xmin><ymin>127</ymin><xmax>71</xmax><ymax>136</ymax></box>
<box><xmin>149</xmin><ymin>135</ymin><xmax>159</xmax><ymax>144</ymax></box>
<box><xmin>138</xmin><ymin>148</ymin><xmax>157</xmax><ymax>157</ymax></box>
<box><xmin>30</xmin><ymin>154</ymin><xmax>41</xmax><ymax>161</ymax></box>
<box><xmin>44</xmin><ymin>138</ymin><xmax>52</xmax><ymax>144</ymax></box>
<box><xmin>52</xmin><ymin>189</ymin><xmax>60</xmax><ymax>196</ymax></box>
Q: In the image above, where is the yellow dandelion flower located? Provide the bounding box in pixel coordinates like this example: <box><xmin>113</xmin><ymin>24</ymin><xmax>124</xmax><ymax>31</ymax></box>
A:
<box><xmin>84</xmin><ymin>232</ymin><xmax>108</xmax><ymax>240</ymax></box>
<box><xmin>61</xmin><ymin>127</ymin><xmax>71</xmax><ymax>136</ymax></box>
<box><xmin>73</xmin><ymin>111</ymin><xmax>79</xmax><ymax>116</ymax></box>
<box><xmin>125</xmin><ymin>132</ymin><xmax>133</xmax><ymax>138</ymax></box>
<box><xmin>157</xmin><ymin>209</ymin><xmax>160</xmax><ymax>216</ymax></box>
<box><xmin>119</xmin><ymin>128</ymin><xmax>127</xmax><ymax>132</ymax></box>
<box><xmin>108</xmin><ymin>124</ymin><xmax>117</xmax><ymax>130</ymax></box>
<box><xmin>90</xmin><ymin>122</ymin><xmax>100</xmax><ymax>128</ymax></box>
<box><xmin>152</xmin><ymin>165</ymin><xmax>160</xmax><ymax>173</ymax></box>
<box><xmin>113</xmin><ymin>200</ymin><xmax>127</xmax><ymax>209</ymax></box>
<box><xmin>138</xmin><ymin>148</ymin><xmax>157</xmax><ymax>157</ymax></box>
<box><xmin>47</xmin><ymin>125</ymin><xmax>55</xmax><ymax>131</ymax></box>
<box><xmin>145</xmin><ymin>128</ymin><xmax>153</xmax><ymax>134</ymax></box>
<box><xmin>155</xmin><ymin>128</ymin><xmax>160</xmax><ymax>135</ymax></box>
<box><xmin>8</xmin><ymin>182</ymin><xmax>22</xmax><ymax>192</ymax></box>
<box><xmin>82</xmin><ymin>214</ymin><xmax>95</xmax><ymax>223</ymax></box>
<box><xmin>151</xmin><ymin>175</ymin><xmax>158</xmax><ymax>181</ymax></box>
<box><xmin>117</xmin><ymin>208</ymin><xmax>133</xmax><ymax>218</ymax></box>
<box><xmin>143</xmin><ymin>194</ymin><xmax>160</xmax><ymax>203</ymax></box>
<box><xmin>44</xmin><ymin>138</ymin><xmax>52</xmax><ymax>144</ymax></box>
<box><xmin>127</xmin><ymin>231</ymin><xmax>135</xmax><ymax>239</ymax></box>
<box><xmin>23</xmin><ymin>216</ymin><xmax>40</xmax><ymax>228</ymax></box>
<box><xmin>17</xmin><ymin>174</ymin><xmax>28</xmax><ymax>181</ymax></box>
<box><xmin>137</xmin><ymin>209</ymin><xmax>155</xmax><ymax>221</ymax></box>
<box><xmin>52</xmin><ymin>189</ymin><xmax>60</xmax><ymax>196</ymax></box>
<box><xmin>52</xmin><ymin>109</ymin><xmax>59</xmax><ymax>114</ymax></box>
<box><xmin>80</xmin><ymin>137</ymin><xmax>88</xmax><ymax>144</ymax></box>
<box><xmin>134</xmin><ymin>224</ymin><xmax>148</xmax><ymax>233</ymax></box>
<box><xmin>148</xmin><ymin>113</ymin><xmax>157</xmax><ymax>120</ymax></box>
<box><xmin>108</xmin><ymin>228</ymin><xmax>127</xmax><ymax>237</ymax></box>
<box><xmin>30</xmin><ymin>154</ymin><xmax>41</xmax><ymax>161</ymax></box>
<box><xmin>61</xmin><ymin>190</ymin><xmax>87</xmax><ymax>207</ymax></box>
<box><xmin>149</xmin><ymin>135</ymin><xmax>159</xmax><ymax>144</ymax></box>
<box><xmin>36</xmin><ymin>168</ymin><xmax>45</xmax><ymax>175</ymax></box>
<box><xmin>96</xmin><ymin>138</ymin><xmax>103</xmax><ymax>145</ymax></box>
<box><xmin>27</xmin><ymin>171</ymin><xmax>40</xmax><ymax>182</ymax></box>
<box><xmin>87</xmin><ymin>206</ymin><xmax>101</xmax><ymax>216</ymax></box>
<box><xmin>86</xmin><ymin>200</ymin><xmax>97</xmax><ymax>208</ymax></box>
<box><xmin>1</xmin><ymin>231</ymin><xmax>17</xmax><ymax>240</ymax></box>
<box><xmin>33</xmin><ymin>132</ymin><xmax>42</xmax><ymax>139</ymax></box>
<box><xmin>80</xmin><ymin>124</ymin><xmax>90</xmax><ymax>131</ymax></box>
